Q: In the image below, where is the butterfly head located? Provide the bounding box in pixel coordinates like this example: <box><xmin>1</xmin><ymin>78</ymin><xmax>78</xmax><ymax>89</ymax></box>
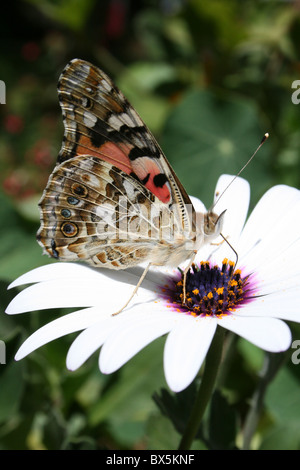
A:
<box><xmin>203</xmin><ymin>209</ymin><xmax>226</xmax><ymax>243</ymax></box>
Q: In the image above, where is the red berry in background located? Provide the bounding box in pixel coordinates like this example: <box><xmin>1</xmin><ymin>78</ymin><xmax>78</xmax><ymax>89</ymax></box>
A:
<box><xmin>34</xmin><ymin>147</ymin><xmax>53</xmax><ymax>168</ymax></box>
<box><xmin>21</xmin><ymin>42</ymin><xmax>41</xmax><ymax>62</ymax></box>
<box><xmin>4</xmin><ymin>114</ymin><xmax>24</xmax><ymax>134</ymax></box>
<box><xmin>2</xmin><ymin>174</ymin><xmax>22</xmax><ymax>197</ymax></box>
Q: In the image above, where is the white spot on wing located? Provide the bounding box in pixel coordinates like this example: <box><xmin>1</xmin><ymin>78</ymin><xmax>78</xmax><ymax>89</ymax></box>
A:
<box><xmin>80</xmin><ymin>63</ymin><xmax>90</xmax><ymax>75</ymax></box>
<box><xmin>83</xmin><ymin>111</ymin><xmax>97</xmax><ymax>128</ymax></box>
<box><xmin>108</xmin><ymin>112</ymin><xmax>138</xmax><ymax>130</ymax></box>
<box><xmin>101</xmin><ymin>79</ymin><xmax>112</xmax><ymax>93</ymax></box>
<box><xmin>123</xmin><ymin>178</ymin><xmax>136</xmax><ymax>201</ymax></box>
<box><xmin>120</xmin><ymin>112</ymin><xmax>136</xmax><ymax>127</ymax></box>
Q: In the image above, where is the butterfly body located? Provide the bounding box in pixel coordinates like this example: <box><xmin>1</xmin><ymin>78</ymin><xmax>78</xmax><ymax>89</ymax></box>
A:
<box><xmin>37</xmin><ymin>59</ymin><xmax>224</xmax><ymax>306</ymax></box>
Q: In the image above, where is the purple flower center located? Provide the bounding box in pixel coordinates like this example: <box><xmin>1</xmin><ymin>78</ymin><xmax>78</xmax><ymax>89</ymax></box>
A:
<box><xmin>165</xmin><ymin>259</ymin><xmax>256</xmax><ymax>317</ymax></box>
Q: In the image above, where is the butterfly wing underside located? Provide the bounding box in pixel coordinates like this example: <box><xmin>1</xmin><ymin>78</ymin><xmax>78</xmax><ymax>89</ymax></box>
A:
<box><xmin>37</xmin><ymin>59</ymin><xmax>198</xmax><ymax>269</ymax></box>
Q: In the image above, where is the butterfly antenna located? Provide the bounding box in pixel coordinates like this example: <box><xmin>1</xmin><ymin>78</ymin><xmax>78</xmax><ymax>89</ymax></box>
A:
<box><xmin>220</xmin><ymin>233</ymin><xmax>238</xmax><ymax>271</ymax></box>
<box><xmin>210</xmin><ymin>133</ymin><xmax>269</xmax><ymax>276</ymax></box>
<box><xmin>210</xmin><ymin>133</ymin><xmax>269</xmax><ymax>213</ymax></box>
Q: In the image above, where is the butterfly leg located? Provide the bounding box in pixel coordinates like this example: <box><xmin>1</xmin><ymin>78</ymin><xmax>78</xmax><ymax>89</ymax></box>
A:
<box><xmin>182</xmin><ymin>251</ymin><xmax>197</xmax><ymax>305</ymax></box>
<box><xmin>210</xmin><ymin>239</ymin><xmax>225</xmax><ymax>246</ymax></box>
<box><xmin>112</xmin><ymin>262</ymin><xmax>153</xmax><ymax>316</ymax></box>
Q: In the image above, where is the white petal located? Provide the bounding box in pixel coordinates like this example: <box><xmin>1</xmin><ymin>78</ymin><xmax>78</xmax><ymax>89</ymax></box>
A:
<box><xmin>204</xmin><ymin>175</ymin><xmax>250</xmax><ymax>261</ymax></box>
<box><xmin>239</xmin><ymin>201</ymin><xmax>300</xmax><ymax>274</ymax></box>
<box><xmin>218</xmin><ymin>315</ymin><xmax>291</xmax><ymax>352</ymax></box>
<box><xmin>8</xmin><ymin>263</ymin><xmax>103</xmax><ymax>289</ymax></box>
<box><xmin>238</xmin><ymin>185</ymin><xmax>300</xmax><ymax>261</ymax></box>
<box><xmin>194</xmin><ymin>175</ymin><xmax>250</xmax><ymax>263</ymax></box>
<box><xmin>256</xmin><ymin>241</ymin><xmax>300</xmax><ymax>283</ymax></box>
<box><xmin>164</xmin><ymin>316</ymin><xmax>217</xmax><ymax>392</ymax></box>
<box><xmin>6</xmin><ymin>277</ymin><xmax>156</xmax><ymax>314</ymax></box>
<box><xmin>236</xmin><ymin>288</ymin><xmax>300</xmax><ymax>322</ymax></box>
<box><xmin>189</xmin><ymin>195</ymin><xmax>206</xmax><ymax>213</ymax></box>
<box><xmin>256</xmin><ymin>269</ymin><xmax>300</xmax><ymax>296</ymax></box>
<box><xmin>15</xmin><ymin>307</ymin><xmax>106</xmax><ymax>360</ymax></box>
<box><xmin>214</xmin><ymin>175</ymin><xmax>250</xmax><ymax>237</ymax></box>
<box><xmin>66</xmin><ymin>316</ymin><xmax>122</xmax><ymax>370</ymax></box>
<box><xmin>132</xmin><ymin>264</ymin><xmax>177</xmax><ymax>291</ymax></box>
<box><xmin>99</xmin><ymin>310</ymin><xmax>179</xmax><ymax>374</ymax></box>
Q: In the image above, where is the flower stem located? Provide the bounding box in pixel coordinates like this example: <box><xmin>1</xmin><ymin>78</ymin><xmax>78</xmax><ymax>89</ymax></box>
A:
<box><xmin>178</xmin><ymin>326</ymin><xmax>225</xmax><ymax>450</ymax></box>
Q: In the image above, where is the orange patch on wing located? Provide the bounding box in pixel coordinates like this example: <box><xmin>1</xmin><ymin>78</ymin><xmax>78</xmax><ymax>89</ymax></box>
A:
<box><xmin>145</xmin><ymin>177</ymin><xmax>170</xmax><ymax>203</ymax></box>
<box><xmin>77</xmin><ymin>136</ymin><xmax>132</xmax><ymax>174</ymax></box>
<box><xmin>132</xmin><ymin>157</ymin><xmax>171</xmax><ymax>204</ymax></box>
<box><xmin>77</xmin><ymin>136</ymin><xmax>171</xmax><ymax>203</ymax></box>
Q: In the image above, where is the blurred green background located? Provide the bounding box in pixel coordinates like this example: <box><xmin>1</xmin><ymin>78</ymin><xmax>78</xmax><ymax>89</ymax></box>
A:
<box><xmin>1</xmin><ymin>0</ymin><xmax>300</xmax><ymax>450</ymax></box>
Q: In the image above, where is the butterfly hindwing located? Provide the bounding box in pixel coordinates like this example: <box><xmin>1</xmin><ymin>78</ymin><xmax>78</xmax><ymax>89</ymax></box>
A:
<box><xmin>37</xmin><ymin>154</ymin><xmax>190</xmax><ymax>268</ymax></box>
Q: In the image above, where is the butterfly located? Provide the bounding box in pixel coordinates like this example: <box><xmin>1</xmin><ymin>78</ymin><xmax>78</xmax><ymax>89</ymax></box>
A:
<box><xmin>37</xmin><ymin>59</ymin><xmax>225</xmax><ymax>314</ymax></box>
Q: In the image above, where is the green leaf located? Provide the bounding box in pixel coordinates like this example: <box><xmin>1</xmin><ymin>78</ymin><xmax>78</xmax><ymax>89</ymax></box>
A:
<box><xmin>146</xmin><ymin>414</ymin><xmax>183</xmax><ymax>450</ymax></box>
<box><xmin>88</xmin><ymin>337</ymin><xmax>166</xmax><ymax>428</ymax></box>
<box><xmin>119</xmin><ymin>62</ymin><xmax>177</xmax><ymax>93</ymax></box>
<box><xmin>208</xmin><ymin>390</ymin><xmax>237</xmax><ymax>449</ymax></box>
<box><xmin>0</xmin><ymin>236</ymin><xmax>52</xmax><ymax>281</ymax></box>
<box><xmin>117</xmin><ymin>64</ymin><xmax>172</xmax><ymax>134</ymax></box>
<box><xmin>0</xmin><ymin>193</ymin><xmax>52</xmax><ymax>281</ymax></box>
<box><xmin>260</xmin><ymin>365</ymin><xmax>300</xmax><ymax>449</ymax></box>
<box><xmin>259</xmin><ymin>422</ymin><xmax>300</xmax><ymax>451</ymax></box>
<box><xmin>0</xmin><ymin>360</ymin><xmax>24</xmax><ymax>423</ymax></box>
<box><xmin>15</xmin><ymin>194</ymin><xmax>40</xmax><ymax>223</ymax></box>
<box><xmin>153</xmin><ymin>384</ymin><xmax>198</xmax><ymax>436</ymax></box>
<box><xmin>265</xmin><ymin>365</ymin><xmax>300</xmax><ymax>424</ymax></box>
<box><xmin>238</xmin><ymin>338</ymin><xmax>264</xmax><ymax>372</ymax></box>
<box><xmin>147</xmin><ymin>413</ymin><xmax>207</xmax><ymax>450</ymax></box>
<box><xmin>161</xmin><ymin>90</ymin><xmax>272</xmax><ymax>208</ymax></box>
<box><xmin>24</xmin><ymin>0</ymin><xmax>95</xmax><ymax>31</ymax></box>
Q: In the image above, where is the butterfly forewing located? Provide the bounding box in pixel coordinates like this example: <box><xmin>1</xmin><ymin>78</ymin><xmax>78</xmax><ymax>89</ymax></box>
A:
<box><xmin>58</xmin><ymin>60</ymin><xmax>192</xmax><ymax>205</ymax></box>
<box><xmin>37</xmin><ymin>59</ymin><xmax>204</xmax><ymax>272</ymax></box>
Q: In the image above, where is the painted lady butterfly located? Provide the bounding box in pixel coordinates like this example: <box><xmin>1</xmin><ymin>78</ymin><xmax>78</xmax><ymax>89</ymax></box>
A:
<box><xmin>37</xmin><ymin>59</ymin><xmax>225</xmax><ymax>313</ymax></box>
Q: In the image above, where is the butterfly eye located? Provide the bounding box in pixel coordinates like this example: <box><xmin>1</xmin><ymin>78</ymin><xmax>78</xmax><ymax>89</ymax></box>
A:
<box><xmin>204</xmin><ymin>211</ymin><xmax>225</xmax><ymax>237</ymax></box>
<box><xmin>204</xmin><ymin>212</ymin><xmax>215</xmax><ymax>235</ymax></box>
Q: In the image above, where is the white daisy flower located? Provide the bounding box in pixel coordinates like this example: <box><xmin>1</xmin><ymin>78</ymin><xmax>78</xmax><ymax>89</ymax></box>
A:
<box><xmin>5</xmin><ymin>175</ymin><xmax>300</xmax><ymax>393</ymax></box>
